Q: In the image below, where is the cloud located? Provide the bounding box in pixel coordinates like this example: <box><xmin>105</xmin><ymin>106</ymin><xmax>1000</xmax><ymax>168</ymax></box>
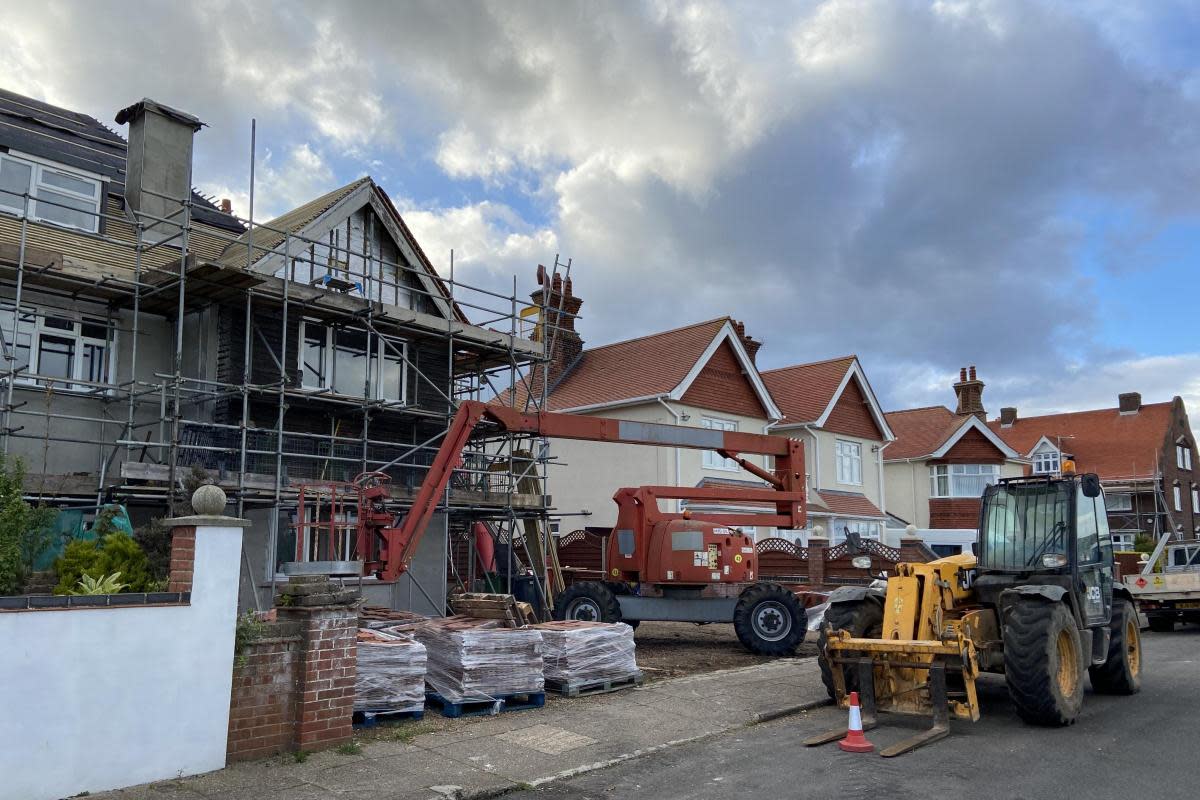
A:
<box><xmin>3</xmin><ymin>0</ymin><xmax>1198</xmax><ymax>414</ymax></box>
<box><xmin>196</xmin><ymin>142</ymin><xmax>336</xmax><ymax>221</ymax></box>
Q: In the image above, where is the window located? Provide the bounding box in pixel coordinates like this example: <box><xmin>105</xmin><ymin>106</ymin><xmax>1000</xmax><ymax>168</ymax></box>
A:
<box><xmin>0</xmin><ymin>152</ymin><xmax>101</xmax><ymax>233</ymax></box>
<box><xmin>701</xmin><ymin>417</ymin><xmax>738</xmax><ymax>470</ymax></box>
<box><xmin>1032</xmin><ymin>447</ymin><xmax>1061</xmax><ymax>476</ymax></box>
<box><xmin>833</xmin><ymin>520</ymin><xmax>880</xmax><ymax>543</ymax></box>
<box><xmin>1193</xmin><ymin>486</ymin><xmax>1199</xmax><ymax>513</ymax></box>
<box><xmin>1178</xmin><ymin>444</ymin><xmax>1193</xmax><ymax>470</ymax></box>
<box><xmin>1111</xmin><ymin>533</ymin><xmax>1136</xmax><ymax>551</ymax></box>
<box><xmin>0</xmin><ymin>302</ymin><xmax>111</xmax><ymax>389</ymax></box>
<box><xmin>1105</xmin><ymin>492</ymin><xmax>1132</xmax><ymax>512</ymax></box>
<box><xmin>835</xmin><ymin>440</ymin><xmax>862</xmax><ymax>485</ymax></box>
<box><xmin>930</xmin><ymin>463</ymin><xmax>1000</xmax><ymax>498</ymax></box>
<box><xmin>1173</xmin><ymin>484</ymin><xmax>1182</xmax><ymax>512</ymax></box>
<box><xmin>298</xmin><ymin>320</ymin><xmax>406</xmax><ymax>402</ymax></box>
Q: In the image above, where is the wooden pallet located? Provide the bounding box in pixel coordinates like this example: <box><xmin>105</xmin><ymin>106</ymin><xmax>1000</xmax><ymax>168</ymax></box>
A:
<box><xmin>425</xmin><ymin>690</ymin><xmax>546</xmax><ymax>718</ymax></box>
<box><xmin>544</xmin><ymin>671</ymin><xmax>644</xmax><ymax>698</ymax></box>
<box><xmin>353</xmin><ymin>708</ymin><xmax>425</xmax><ymax>728</ymax></box>
<box><xmin>447</xmin><ymin>592</ymin><xmax>535</xmax><ymax>627</ymax></box>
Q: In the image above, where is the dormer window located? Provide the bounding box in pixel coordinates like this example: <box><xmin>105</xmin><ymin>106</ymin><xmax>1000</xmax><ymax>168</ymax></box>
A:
<box><xmin>1031</xmin><ymin>440</ymin><xmax>1061</xmax><ymax>476</ymax></box>
<box><xmin>0</xmin><ymin>151</ymin><xmax>102</xmax><ymax>233</ymax></box>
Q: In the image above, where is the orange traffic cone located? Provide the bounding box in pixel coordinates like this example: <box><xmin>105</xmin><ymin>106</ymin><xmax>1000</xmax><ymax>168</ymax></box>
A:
<box><xmin>837</xmin><ymin>691</ymin><xmax>875</xmax><ymax>753</ymax></box>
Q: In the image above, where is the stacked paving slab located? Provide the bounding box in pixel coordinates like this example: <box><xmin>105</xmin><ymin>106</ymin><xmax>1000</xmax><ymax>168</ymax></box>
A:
<box><xmin>414</xmin><ymin>617</ymin><xmax>544</xmax><ymax>702</ymax></box>
<box><xmin>534</xmin><ymin>621</ymin><xmax>639</xmax><ymax>687</ymax></box>
<box><xmin>354</xmin><ymin>628</ymin><xmax>428</xmax><ymax>714</ymax></box>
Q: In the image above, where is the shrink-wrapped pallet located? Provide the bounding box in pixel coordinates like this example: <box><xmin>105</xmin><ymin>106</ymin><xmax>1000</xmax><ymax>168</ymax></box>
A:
<box><xmin>533</xmin><ymin>621</ymin><xmax>639</xmax><ymax>685</ymax></box>
<box><xmin>414</xmin><ymin>617</ymin><xmax>544</xmax><ymax>703</ymax></box>
<box><xmin>354</xmin><ymin>628</ymin><xmax>427</xmax><ymax>714</ymax></box>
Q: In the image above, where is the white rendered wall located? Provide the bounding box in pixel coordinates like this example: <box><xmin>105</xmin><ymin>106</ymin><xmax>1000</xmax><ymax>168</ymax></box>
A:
<box><xmin>0</xmin><ymin>524</ymin><xmax>243</xmax><ymax>800</ymax></box>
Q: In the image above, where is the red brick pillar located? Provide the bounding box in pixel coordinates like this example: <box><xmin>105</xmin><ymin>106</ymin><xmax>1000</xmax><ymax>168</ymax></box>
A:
<box><xmin>167</xmin><ymin>526</ymin><xmax>197</xmax><ymax>593</ymax></box>
<box><xmin>277</xmin><ymin>577</ymin><xmax>359</xmax><ymax>752</ymax></box>
<box><xmin>807</xmin><ymin>536</ymin><xmax>828</xmax><ymax>587</ymax></box>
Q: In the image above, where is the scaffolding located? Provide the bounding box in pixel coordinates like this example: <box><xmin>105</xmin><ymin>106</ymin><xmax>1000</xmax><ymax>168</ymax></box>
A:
<box><xmin>0</xmin><ymin>122</ymin><xmax>576</xmax><ymax>611</ymax></box>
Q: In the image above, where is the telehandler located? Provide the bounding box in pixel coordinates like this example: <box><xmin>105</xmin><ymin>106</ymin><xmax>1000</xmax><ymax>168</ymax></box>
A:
<box><xmin>809</xmin><ymin>463</ymin><xmax>1141</xmax><ymax>756</ymax></box>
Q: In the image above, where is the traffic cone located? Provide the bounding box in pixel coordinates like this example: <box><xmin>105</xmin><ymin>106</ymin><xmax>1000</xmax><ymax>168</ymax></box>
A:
<box><xmin>837</xmin><ymin>691</ymin><xmax>875</xmax><ymax>753</ymax></box>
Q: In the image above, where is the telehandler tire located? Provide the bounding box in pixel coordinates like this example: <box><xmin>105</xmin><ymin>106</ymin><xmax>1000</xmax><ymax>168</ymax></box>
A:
<box><xmin>733</xmin><ymin>582</ymin><xmax>806</xmax><ymax>656</ymax></box>
<box><xmin>553</xmin><ymin>581</ymin><xmax>623</xmax><ymax>624</ymax></box>
<box><xmin>818</xmin><ymin>600</ymin><xmax>884</xmax><ymax>699</ymax></box>
<box><xmin>1089</xmin><ymin>599</ymin><xmax>1142</xmax><ymax>695</ymax></box>
<box><xmin>1003</xmin><ymin>599</ymin><xmax>1084</xmax><ymax>726</ymax></box>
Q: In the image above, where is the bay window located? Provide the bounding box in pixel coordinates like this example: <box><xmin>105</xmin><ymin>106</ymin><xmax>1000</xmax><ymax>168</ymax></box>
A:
<box><xmin>0</xmin><ymin>152</ymin><xmax>102</xmax><ymax>233</ymax></box>
<box><xmin>833</xmin><ymin>520</ymin><xmax>880</xmax><ymax>543</ymax></box>
<box><xmin>930</xmin><ymin>463</ymin><xmax>999</xmax><ymax>498</ymax></box>
<box><xmin>835</xmin><ymin>440</ymin><xmax>862</xmax><ymax>485</ymax></box>
<box><xmin>299</xmin><ymin>319</ymin><xmax>406</xmax><ymax>402</ymax></box>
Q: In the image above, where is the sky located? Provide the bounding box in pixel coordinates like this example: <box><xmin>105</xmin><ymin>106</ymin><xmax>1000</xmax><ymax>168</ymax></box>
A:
<box><xmin>3</xmin><ymin>0</ymin><xmax>1198</xmax><ymax>416</ymax></box>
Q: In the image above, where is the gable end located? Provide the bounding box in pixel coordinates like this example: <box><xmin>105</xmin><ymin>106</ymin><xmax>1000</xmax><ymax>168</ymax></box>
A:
<box><xmin>680</xmin><ymin>340</ymin><xmax>768</xmax><ymax>419</ymax></box>
<box><xmin>931</xmin><ymin>427</ymin><xmax>1007</xmax><ymax>464</ymax></box>
<box><xmin>823</xmin><ymin>377</ymin><xmax>884</xmax><ymax>440</ymax></box>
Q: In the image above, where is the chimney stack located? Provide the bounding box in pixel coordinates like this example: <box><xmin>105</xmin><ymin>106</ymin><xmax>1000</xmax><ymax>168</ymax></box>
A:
<box><xmin>530</xmin><ymin>265</ymin><xmax>584</xmax><ymax>393</ymax></box>
<box><xmin>1118</xmin><ymin>392</ymin><xmax>1142</xmax><ymax>414</ymax></box>
<box><xmin>952</xmin><ymin>364</ymin><xmax>986</xmax><ymax>420</ymax></box>
<box><xmin>1000</xmin><ymin>407</ymin><xmax>1017</xmax><ymax>427</ymax></box>
<box><xmin>731</xmin><ymin>320</ymin><xmax>762</xmax><ymax>365</ymax></box>
<box><xmin>115</xmin><ymin>99</ymin><xmax>204</xmax><ymax>244</ymax></box>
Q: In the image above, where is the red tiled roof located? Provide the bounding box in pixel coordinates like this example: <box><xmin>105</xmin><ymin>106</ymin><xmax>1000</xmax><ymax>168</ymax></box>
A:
<box><xmin>883</xmin><ymin>406</ymin><xmax>965</xmax><ymax>459</ymax></box>
<box><xmin>988</xmin><ymin>402</ymin><xmax>1174</xmax><ymax>481</ymax></box>
<box><xmin>810</xmin><ymin>490</ymin><xmax>886</xmax><ymax>519</ymax></box>
<box><xmin>761</xmin><ymin>356</ymin><xmax>855</xmax><ymax>425</ymax></box>
<box><xmin>538</xmin><ymin>318</ymin><xmax>729</xmax><ymax>411</ymax></box>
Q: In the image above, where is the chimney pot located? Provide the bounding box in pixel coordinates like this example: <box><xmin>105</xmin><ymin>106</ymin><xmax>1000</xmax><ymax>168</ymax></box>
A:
<box><xmin>1000</xmin><ymin>407</ymin><xmax>1017</xmax><ymax>427</ymax></box>
<box><xmin>969</xmin><ymin>365</ymin><xmax>977</xmax><ymax>380</ymax></box>
<box><xmin>959</xmin><ymin>367</ymin><xmax>967</xmax><ymax>382</ymax></box>
<box><xmin>220</xmin><ymin>198</ymin><xmax>232</xmax><ymax>214</ymax></box>
<box><xmin>1118</xmin><ymin>392</ymin><xmax>1142</xmax><ymax>414</ymax></box>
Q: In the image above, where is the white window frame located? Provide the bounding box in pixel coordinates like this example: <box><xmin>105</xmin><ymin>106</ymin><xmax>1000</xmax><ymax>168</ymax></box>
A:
<box><xmin>297</xmin><ymin>319</ymin><xmax>407</xmax><ymax>403</ymax></box>
<box><xmin>701</xmin><ymin>416</ymin><xmax>739</xmax><ymax>471</ymax></box>
<box><xmin>835</xmin><ymin>439</ymin><xmax>863</xmax><ymax>485</ymax></box>
<box><xmin>1031</xmin><ymin>445</ymin><xmax>1061</xmax><ymax>476</ymax></box>
<box><xmin>1105</xmin><ymin>492</ymin><xmax>1132</xmax><ymax>512</ymax></box>
<box><xmin>0</xmin><ymin>301</ymin><xmax>114</xmax><ymax>391</ymax></box>
<box><xmin>1192</xmin><ymin>485</ymin><xmax>1199</xmax><ymax>513</ymax></box>
<box><xmin>833</xmin><ymin>519</ymin><xmax>880</xmax><ymax>543</ymax></box>
<box><xmin>1173</xmin><ymin>484</ymin><xmax>1182</xmax><ymax>513</ymax></box>
<box><xmin>1178</xmin><ymin>444</ymin><xmax>1193</xmax><ymax>470</ymax></box>
<box><xmin>1111</xmin><ymin>532</ymin><xmax>1136</xmax><ymax>551</ymax></box>
<box><xmin>0</xmin><ymin>151</ymin><xmax>102</xmax><ymax>233</ymax></box>
<box><xmin>929</xmin><ymin>463</ymin><xmax>1001</xmax><ymax>498</ymax></box>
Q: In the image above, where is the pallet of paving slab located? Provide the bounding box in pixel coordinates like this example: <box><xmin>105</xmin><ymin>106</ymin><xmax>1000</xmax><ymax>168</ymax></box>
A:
<box><xmin>353</xmin><ymin>708</ymin><xmax>425</xmax><ymax>728</ymax></box>
<box><xmin>544</xmin><ymin>671</ymin><xmax>644</xmax><ymax>698</ymax></box>
<box><xmin>424</xmin><ymin>690</ymin><xmax>546</xmax><ymax>718</ymax></box>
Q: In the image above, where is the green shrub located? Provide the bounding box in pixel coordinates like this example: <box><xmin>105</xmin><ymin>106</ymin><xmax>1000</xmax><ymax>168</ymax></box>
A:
<box><xmin>133</xmin><ymin>523</ymin><xmax>172</xmax><ymax>581</ymax></box>
<box><xmin>54</xmin><ymin>533</ymin><xmax>155</xmax><ymax>594</ymax></box>
<box><xmin>72</xmin><ymin>573</ymin><xmax>129</xmax><ymax>595</ymax></box>
<box><xmin>0</xmin><ymin>456</ymin><xmax>55</xmax><ymax>594</ymax></box>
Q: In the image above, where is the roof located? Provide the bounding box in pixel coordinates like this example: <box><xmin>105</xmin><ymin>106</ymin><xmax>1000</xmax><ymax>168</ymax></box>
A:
<box><xmin>761</xmin><ymin>356</ymin><xmax>855</xmax><ymax>423</ymax></box>
<box><xmin>988</xmin><ymin>401</ymin><xmax>1175</xmax><ymax>481</ymax></box>
<box><xmin>810</xmin><ymin>489</ymin><xmax>886</xmax><ymax>520</ymax></box>
<box><xmin>533</xmin><ymin>317</ymin><xmax>779</xmax><ymax>416</ymax></box>
<box><xmin>762</xmin><ymin>355</ymin><xmax>894</xmax><ymax>439</ymax></box>
<box><xmin>216</xmin><ymin>178</ymin><xmax>369</xmax><ymax>267</ymax></box>
<box><xmin>0</xmin><ymin>88</ymin><xmax>242</xmax><ymax>233</ymax></box>
<box><xmin>882</xmin><ymin>406</ymin><xmax>965</xmax><ymax>459</ymax></box>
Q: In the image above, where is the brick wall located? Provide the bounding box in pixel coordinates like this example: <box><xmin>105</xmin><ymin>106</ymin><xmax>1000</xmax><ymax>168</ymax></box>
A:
<box><xmin>167</xmin><ymin>527</ymin><xmax>196</xmax><ymax>593</ymax></box>
<box><xmin>225</xmin><ymin>579</ymin><xmax>358</xmax><ymax>763</ymax></box>
<box><xmin>227</xmin><ymin>621</ymin><xmax>302</xmax><ymax>762</ymax></box>
<box><xmin>929</xmin><ymin>498</ymin><xmax>981</xmax><ymax>529</ymax></box>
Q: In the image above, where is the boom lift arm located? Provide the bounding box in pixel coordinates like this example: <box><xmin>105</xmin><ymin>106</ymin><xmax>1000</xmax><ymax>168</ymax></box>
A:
<box><xmin>362</xmin><ymin>400</ymin><xmax>806</xmax><ymax>581</ymax></box>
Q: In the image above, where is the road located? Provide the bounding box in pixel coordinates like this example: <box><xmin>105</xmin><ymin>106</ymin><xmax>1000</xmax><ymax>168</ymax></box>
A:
<box><xmin>512</xmin><ymin>628</ymin><xmax>1199</xmax><ymax>799</ymax></box>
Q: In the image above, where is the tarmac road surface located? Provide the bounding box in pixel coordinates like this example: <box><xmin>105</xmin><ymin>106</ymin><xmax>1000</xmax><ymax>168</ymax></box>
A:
<box><xmin>512</xmin><ymin>626</ymin><xmax>1199</xmax><ymax>800</ymax></box>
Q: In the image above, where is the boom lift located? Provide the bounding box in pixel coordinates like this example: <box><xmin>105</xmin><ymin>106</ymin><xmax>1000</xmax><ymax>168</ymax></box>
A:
<box><xmin>807</xmin><ymin>463</ymin><xmax>1142</xmax><ymax>756</ymax></box>
<box><xmin>351</xmin><ymin>399</ymin><xmax>811</xmax><ymax>655</ymax></box>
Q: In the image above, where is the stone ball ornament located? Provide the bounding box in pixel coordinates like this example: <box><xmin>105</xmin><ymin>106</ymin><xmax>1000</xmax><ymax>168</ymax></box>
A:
<box><xmin>191</xmin><ymin>483</ymin><xmax>228</xmax><ymax>516</ymax></box>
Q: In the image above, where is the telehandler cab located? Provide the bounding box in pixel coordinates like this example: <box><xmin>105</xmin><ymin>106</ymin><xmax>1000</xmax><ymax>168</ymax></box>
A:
<box><xmin>808</xmin><ymin>462</ymin><xmax>1141</xmax><ymax>756</ymax></box>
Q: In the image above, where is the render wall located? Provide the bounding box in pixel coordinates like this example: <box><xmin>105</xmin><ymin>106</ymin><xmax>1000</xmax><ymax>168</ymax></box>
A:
<box><xmin>0</xmin><ymin>524</ymin><xmax>242</xmax><ymax>800</ymax></box>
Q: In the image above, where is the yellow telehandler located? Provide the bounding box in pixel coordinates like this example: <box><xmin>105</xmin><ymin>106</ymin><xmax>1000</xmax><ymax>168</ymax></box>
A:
<box><xmin>807</xmin><ymin>465</ymin><xmax>1142</xmax><ymax>756</ymax></box>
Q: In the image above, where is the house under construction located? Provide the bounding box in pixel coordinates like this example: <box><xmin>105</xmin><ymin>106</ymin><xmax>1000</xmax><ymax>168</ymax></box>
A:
<box><xmin>0</xmin><ymin>89</ymin><xmax>566</xmax><ymax>613</ymax></box>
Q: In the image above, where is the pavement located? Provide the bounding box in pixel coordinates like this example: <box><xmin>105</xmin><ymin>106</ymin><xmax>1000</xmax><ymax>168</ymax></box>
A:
<box><xmin>91</xmin><ymin>655</ymin><xmax>829</xmax><ymax>800</ymax></box>
<box><xmin>510</xmin><ymin>626</ymin><xmax>1200</xmax><ymax>800</ymax></box>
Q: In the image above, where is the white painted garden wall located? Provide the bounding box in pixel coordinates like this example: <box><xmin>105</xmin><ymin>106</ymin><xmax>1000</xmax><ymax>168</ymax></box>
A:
<box><xmin>0</xmin><ymin>524</ymin><xmax>243</xmax><ymax>800</ymax></box>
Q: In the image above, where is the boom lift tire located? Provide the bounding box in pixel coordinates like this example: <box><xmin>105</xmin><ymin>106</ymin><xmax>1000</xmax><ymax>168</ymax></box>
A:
<box><xmin>1003</xmin><ymin>599</ymin><xmax>1084</xmax><ymax>726</ymax></box>
<box><xmin>733</xmin><ymin>582</ymin><xmax>807</xmax><ymax>656</ymax></box>
<box><xmin>553</xmin><ymin>581</ymin><xmax>623</xmax><ymax>624</ymax></box>
<box><xmin>818</xmin><ymin>599</ymin><xmax>884</xmax><ymax>699</ymax></box>
<box><xmin>1147</xmin><ymin>615</ymin><xmax>1175</xmax><ymax>633</ymax></box>
<box><xmin>605</xmin><ymin>582</ymin><xmax>640</xmax><ymax>630</ymax></box>
<box><xmin>1089</xmin><ymin>599</ymin><xmax>1142</xmax><ymax>695</ymax></box>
